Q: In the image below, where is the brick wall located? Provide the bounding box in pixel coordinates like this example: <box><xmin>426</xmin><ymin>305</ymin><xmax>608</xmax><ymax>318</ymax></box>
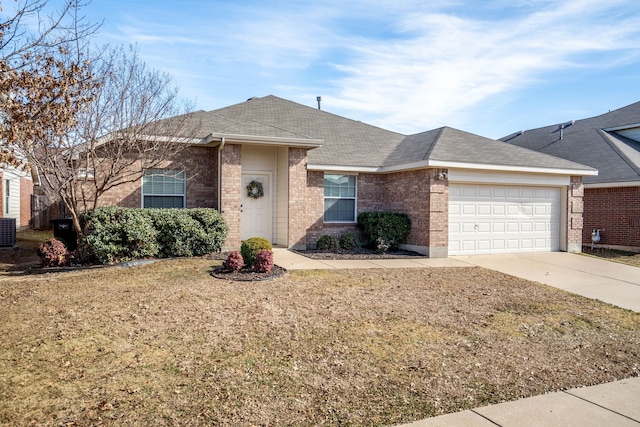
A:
<box><xmin>96</xmin><ymin>146</ymin><xmax>218</xmax><ymax>209</ymax></box>
<box><xmin>19</xmin><ymin>176</ymin><xmax>33</xmax><ymax>228</ymax></box>
<box><xmin>220</xmin><ymin>144</ymin><xmax>242</xmax><ymax>250</ymax></box>
<box><xmin>567</xmin><ymin>176</ymin><xmax>584</xmax><ymax>253</ymax></box>
<box><xmin>303</xmin><ymin>169</ymin><xmax>449</xmax><ymax>256</ymax></box>
<box><xmin>305</xmin><ymin>171</ymin><xmax>325</xmax><ymax>246</ymax></box>
<box><xmin>583</xmin><ymin>185</ymin><xmax>640</xmax><ymax>250</ymax></box>
<box><xmin>385</xmin><ymin>169</ymin><xmax>431</xmax><ymax>248</ymax></box>
<box><xmin>288</xmin><ymin>148</ymin><xmax>309</xmax><ymax>249</ymax></box>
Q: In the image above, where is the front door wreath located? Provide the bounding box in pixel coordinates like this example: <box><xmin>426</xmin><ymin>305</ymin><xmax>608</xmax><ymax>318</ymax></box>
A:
<box><xmin>246</xmin><ymin>180</ymin><xmax>264</xmax><ymax>199</ymax></box>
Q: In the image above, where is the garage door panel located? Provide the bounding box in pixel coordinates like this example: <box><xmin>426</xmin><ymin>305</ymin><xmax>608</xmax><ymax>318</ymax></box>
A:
<box><xmin>449</xmin><ymin>184</ymin><xmax>560</xmax><ymax>255</ymax></box>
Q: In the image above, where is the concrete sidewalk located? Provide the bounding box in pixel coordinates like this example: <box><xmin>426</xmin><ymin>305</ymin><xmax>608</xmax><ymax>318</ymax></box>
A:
<box><xmin>272</xmin><ymin>249</ymin><xmax>640</xmax><ymax>426</ymax></box>
<box><xmin>400</xmin><ymin>377</ymin><xmax>640</xmax><ymax>427</ymax></box>
<box><xmin>272</xmin><ymin>248</ymin><xmax>467</xmax><ymax>270</ymax></box>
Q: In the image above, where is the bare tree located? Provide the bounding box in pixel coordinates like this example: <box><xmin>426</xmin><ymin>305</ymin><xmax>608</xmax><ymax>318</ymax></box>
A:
<box><xmin>1</xmin><ymin>0</ymin><xmax>100</xmax><ymax>167</ymax></box>
<box><xmin>33</xmin><ymin>45</ymin><xmax>196</xmax><ymax>235</ymax></box>
<box><xmin>2</xmin><ymin>2</ymin><xmax>196</xmax><ymax>236</ymax></box>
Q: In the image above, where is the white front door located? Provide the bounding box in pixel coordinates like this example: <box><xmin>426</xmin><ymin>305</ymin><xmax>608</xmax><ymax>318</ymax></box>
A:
<box><xmin>241</xmin><ymin>173</ymin><xmax>272</xmax><ymax>242</ymax></box>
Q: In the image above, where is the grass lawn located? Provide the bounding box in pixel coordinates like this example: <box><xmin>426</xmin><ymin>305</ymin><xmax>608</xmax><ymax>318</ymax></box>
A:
<box><xmin>0</xmin><ymin>235</ymin><xmax>639</xmax><ymax>426</ymax></box>
<box><xmin>582</xmin><ymin>247</ymin><xmax>640</xmax><ymax>267</ymax></box>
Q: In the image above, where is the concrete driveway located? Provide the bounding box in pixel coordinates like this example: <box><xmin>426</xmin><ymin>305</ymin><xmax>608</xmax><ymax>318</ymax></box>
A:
<box><xmin>452</xmin><ymin>252</ymin><xmax>640</xmax><ymax>313</ymax></box>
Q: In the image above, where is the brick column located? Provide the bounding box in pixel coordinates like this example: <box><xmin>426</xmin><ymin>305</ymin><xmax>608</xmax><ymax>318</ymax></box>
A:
<box><xmin>427</xmin><ymin>169</ymin><xmax>449</xmax><ymax>258</ymax></box>
<box><xmin>288</xmin><ymin>148</ymin><xmax>310</xmax><ymax>249</ymax></box>
<box><xmin>220</xmin><ymin>144</ymin><xmax>242</xmax><ymax>250</ymax></box>
<box><xmin>567</xmin><ymin>176</ymin><xmax>584</xmax><ymax>253</ymax></box>
<box><xmin>305</xmin><ymin>170</ymin><xmax>325</xmax><ymax>248</ymax></box>
<box><xmin>19</xmin><ymin>176</ymin><xmax>33</xmax><ymax>228</ymax></box>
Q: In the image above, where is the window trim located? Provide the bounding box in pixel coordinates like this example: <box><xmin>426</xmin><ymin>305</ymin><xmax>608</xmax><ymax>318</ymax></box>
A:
<box><xmin>4</xmin><ymin>179</ymin><xmax>10</xmax><ymax>215</ymax></box>
<box><xmin>323</xmin><ymin>173</ymin><xmax>357</xmax><ymax>223</ymax></box>
<box><xmin>141</xmin><ymin>169</ymin><xmax>186</xmax><ymax>209</ymax></box>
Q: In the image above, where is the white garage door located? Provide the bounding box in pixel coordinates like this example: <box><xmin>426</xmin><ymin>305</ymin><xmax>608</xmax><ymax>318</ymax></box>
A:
<box><xmin>449</xmin><ymin>184</ymin><xmax>560</xmax><ymax>256</ymax></box>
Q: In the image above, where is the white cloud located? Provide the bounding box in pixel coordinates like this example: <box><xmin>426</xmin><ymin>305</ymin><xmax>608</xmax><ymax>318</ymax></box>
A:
<box><xmin>325</xmin><ymin>0</ymin><xmax>640</xmax><ymax>133</ymax></box>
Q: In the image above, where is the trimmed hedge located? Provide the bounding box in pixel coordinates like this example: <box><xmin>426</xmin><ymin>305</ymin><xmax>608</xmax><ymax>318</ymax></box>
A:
<box><xmin>80</xmin><ymin>207</ymin><xmax>228</xmax><ymax>264</ymax></box>
<box><xmin>316</xmin><ymin>234</ymin><xmax>339</xmax><ymax>251</ymax></box>
<box><xmin>339</xmin><ymin>232</ymin><xmax>361</xmax><ymax>250</ymax></box>
<box><xmin>240</xmin><ymin>237</ymin><xmax>272</xmax><ymax>267</ymax></box>
<box><xmin>357</xmin><ymin>211</ymin><xmax>411</xmax><ymax>252</ymax></box>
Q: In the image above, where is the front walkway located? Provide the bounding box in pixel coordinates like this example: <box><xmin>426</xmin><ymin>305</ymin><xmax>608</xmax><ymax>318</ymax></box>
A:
<box><xmin>272</xmin><ymin>248</ymin><xmax>466</xmax><ymax>270</ymax></box>
<box><xmin>272</xmin><ymin>249</ymin><xmax>640</xmax><ymax>426</ymax></box>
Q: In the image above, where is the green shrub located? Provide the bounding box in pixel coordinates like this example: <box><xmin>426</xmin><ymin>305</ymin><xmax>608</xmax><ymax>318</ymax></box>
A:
<box><xmin>80</xmin><ymin>207</ymin><xmax>159</xmax><ymax>264</ymax></box>
<box><xmin>240</xmin><ymin>237</ymin><xmax>272</xmax><ymax>267</ymax></box>
<box><xmin>38</xmin><ymin>238</ymin><xmax>70</xmax><ymax>267</ymax></box>
<box><xmin>316</xmin><ymin>234</ymin><xmax>339</xmax><ymax>251</ymax></box>
<box><xmin>357</xmin><ymin>211</ymin><xmax>411</xmax><ymax>252</ymax></box>
<box><xmin>253</xmin><ymin>249</ymin><xmax>274</xmax><ymax>273</ymax></box>
<box><xmin>339</xmin><ymin>232</ymin><xmax>361</xmax><ymax>250</ymax></box>
<box><xmin>80</xmin><ymin>207</ymin><xmax>227</xmax><ymax>264</ymax></box>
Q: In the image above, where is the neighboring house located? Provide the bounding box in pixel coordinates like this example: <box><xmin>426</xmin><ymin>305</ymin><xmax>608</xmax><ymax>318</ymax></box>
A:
<box><xmin>502</xmin><ymin>101</ymin><xmax>640</xmax><ymax>252</ymax></box>
<box><xmin>0</xmin><ymin>161</ymin><xmax>33</xmax><ymax>229</ymax></box>
<box><xmin>95</xmin><ymin>95</ymin><xmax>596</xmax><ymax>257</ymax></box>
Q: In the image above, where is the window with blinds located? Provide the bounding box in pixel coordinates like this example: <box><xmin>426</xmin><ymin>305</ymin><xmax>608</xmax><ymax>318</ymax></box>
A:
<box><xmin>142</xmin><ymin>169</ymin><xmax>185</xmax><ymax>208</ymax></box>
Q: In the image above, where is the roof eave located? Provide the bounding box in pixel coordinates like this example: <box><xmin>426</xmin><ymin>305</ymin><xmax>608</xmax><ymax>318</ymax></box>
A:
<box><xmin>309</xmin><ymin>159</ymin><xmax>598</xmax><ymax>176</ymax></box>
<box><xmin>584</xmin><ymin>180</ymin><xmax>640</xmax><ymax>189</ymax></box>
<box><xmin>206</xmin><ymin>133</ymin><xmax>323</xmax><ymax>149</ymax></box>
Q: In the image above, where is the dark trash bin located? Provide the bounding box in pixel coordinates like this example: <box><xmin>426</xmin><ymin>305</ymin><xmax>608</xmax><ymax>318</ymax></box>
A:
<box><xmin>50</xmin><ymin>218</ymin><xmax>78</xmax><ymax>250</ymax></box>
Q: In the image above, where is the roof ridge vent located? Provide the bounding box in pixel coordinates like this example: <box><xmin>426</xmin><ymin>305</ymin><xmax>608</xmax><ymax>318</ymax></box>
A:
<box><xmin>502</xmin><ymin>130</ymin><xmax>525</xmax><ymax>142</ymax></box>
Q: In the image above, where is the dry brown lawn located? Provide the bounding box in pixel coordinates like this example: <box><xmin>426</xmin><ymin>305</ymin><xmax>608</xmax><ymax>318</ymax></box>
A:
<box><xmin>1</xmin><ymin>236</ymin><xmax>639</xmax><ymax>426</ymax></box>
<box><xmin>582</xmin><ymin>247</ymin><xmax>640</xmax><ymax>267</ymax></box>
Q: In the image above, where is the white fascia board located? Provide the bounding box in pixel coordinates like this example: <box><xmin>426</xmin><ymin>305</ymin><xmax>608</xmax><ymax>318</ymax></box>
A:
<box><xmin>427</xmin><ymin>160</ymin><xmax>598</xmax><ymax>176</ymax></box>
<box><xmin>307</xmin><ymin>164</ymin><xmax>378</xmax><ymax>173</ymax></box>
<box><xmin>309</xmin><ymin>159</ymin><xmax>597</xmax><ymax>176</ymax></box>
<box><xmin>585</xmin><ymin>181</ymin><xmax>640</xmax><ymax>189</ymax></box>
<box><xmin>207</xmin><ymin>133</ymin><xmax>323</xmax><ymax>148</ymax></box>
<box><xmin>604</xmin><ymin>123</ymin><xmax>640</xmax><ymax>132</ymax></box>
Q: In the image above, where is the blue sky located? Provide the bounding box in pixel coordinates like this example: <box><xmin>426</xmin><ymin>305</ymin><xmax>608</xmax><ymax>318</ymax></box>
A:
<box><xmin>78</xmin><ymin>0</ymin><xmax>640</xmax><ymax>138</ymax></box>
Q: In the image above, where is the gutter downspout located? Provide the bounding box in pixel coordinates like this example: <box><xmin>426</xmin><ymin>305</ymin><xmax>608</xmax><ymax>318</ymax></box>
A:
<box><xmin>217</xmin><ymin>137</ymin><xmax>226</xmax><ymax>212</ymax></box>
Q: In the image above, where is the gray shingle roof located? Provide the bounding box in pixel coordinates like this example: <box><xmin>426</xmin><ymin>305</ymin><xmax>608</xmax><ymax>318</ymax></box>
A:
<box><xmin>211</xmin><ymin>96</ymin><xmax>405</xmax><ymax>167</ymax></box>
<box><xmin>150</xmin><ymin>95</ymin><xmax>593</xmax><ymax>173</ymax></box>
<box><xmin>501</xmin><ymin>101</ymin><xmax>640</xmax><ymax>184</ymax></box>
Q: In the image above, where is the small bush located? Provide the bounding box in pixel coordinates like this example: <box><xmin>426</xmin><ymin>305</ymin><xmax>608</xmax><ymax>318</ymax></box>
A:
<box><xmin>357</xmin><ymin>211</ymin><xmax>411</xmax><ymax>252</ymax></box>
<box><xmin>225</xmin><ymin>251</ymin><xmax>245</xmax><ymax>272</ymax></box>
<box><xmin>38</xmin><ymin>238</ymin><xmax>70</xmax><ymax>267</ymax></box>
<box><xmin>316</xmin><ymin>234</ymin><xmax>339</xmax><ymax>251</ymax></box>
<box><xmin>253</xmin><ymin>249</ymin><xmax>274</xmax><ymax>273</ymax></box>
<box><xmin>339</xmin><ymin>232</ymin><xmax>361</xmax><ymax>250</ymax></box>
<box><xmin>241</xmin><ymin>237</ymin><xmax>272</xmax><ymax>267</ymax></box>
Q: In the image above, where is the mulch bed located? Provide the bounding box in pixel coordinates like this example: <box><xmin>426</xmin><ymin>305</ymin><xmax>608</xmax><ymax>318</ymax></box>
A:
<box><xmin>293</xmin><ymin>247</ymin><xmax>425</xmax><ymax>260</ymax></box>
<box><xmin>210</xmin><ymin>264</ymin><xmax>287</xmax><ymax>281</ymax></box>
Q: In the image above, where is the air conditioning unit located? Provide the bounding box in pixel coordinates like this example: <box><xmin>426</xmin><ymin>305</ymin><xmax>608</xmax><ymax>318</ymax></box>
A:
<box><xmin>0</xmin><ymin>218</ymin><xmax>16</xmax><ymax>247</ymax></box>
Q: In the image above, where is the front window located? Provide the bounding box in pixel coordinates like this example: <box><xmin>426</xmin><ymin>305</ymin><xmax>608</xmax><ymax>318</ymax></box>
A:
<box><xmin>324</xmin><ymin>174</ymin><xmax>356</xmax><ymax>222</ymax></box>
<box><xmin>142</xmin><ymin>169</ymin><xmax>185</xmax><ymax>208</ymax></box>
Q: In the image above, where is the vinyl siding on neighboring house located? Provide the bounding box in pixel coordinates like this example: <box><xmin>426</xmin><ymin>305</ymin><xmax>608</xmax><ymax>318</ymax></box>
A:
<box><xmin>1</xmin><ymin>166</ymin><xmax>33</xmax><ymax>228</ymax></box>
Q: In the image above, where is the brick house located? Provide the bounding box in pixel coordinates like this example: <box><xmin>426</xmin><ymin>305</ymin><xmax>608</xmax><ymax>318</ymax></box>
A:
<box><xmin>502</xmin><ymin>101</ymin><xmax>640</xmax><ymax>252</ymax></box>
<box><xmin>96</xmin><ymin>95</ymin><xmax>596</xmax><ymax>257</ymax></box>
